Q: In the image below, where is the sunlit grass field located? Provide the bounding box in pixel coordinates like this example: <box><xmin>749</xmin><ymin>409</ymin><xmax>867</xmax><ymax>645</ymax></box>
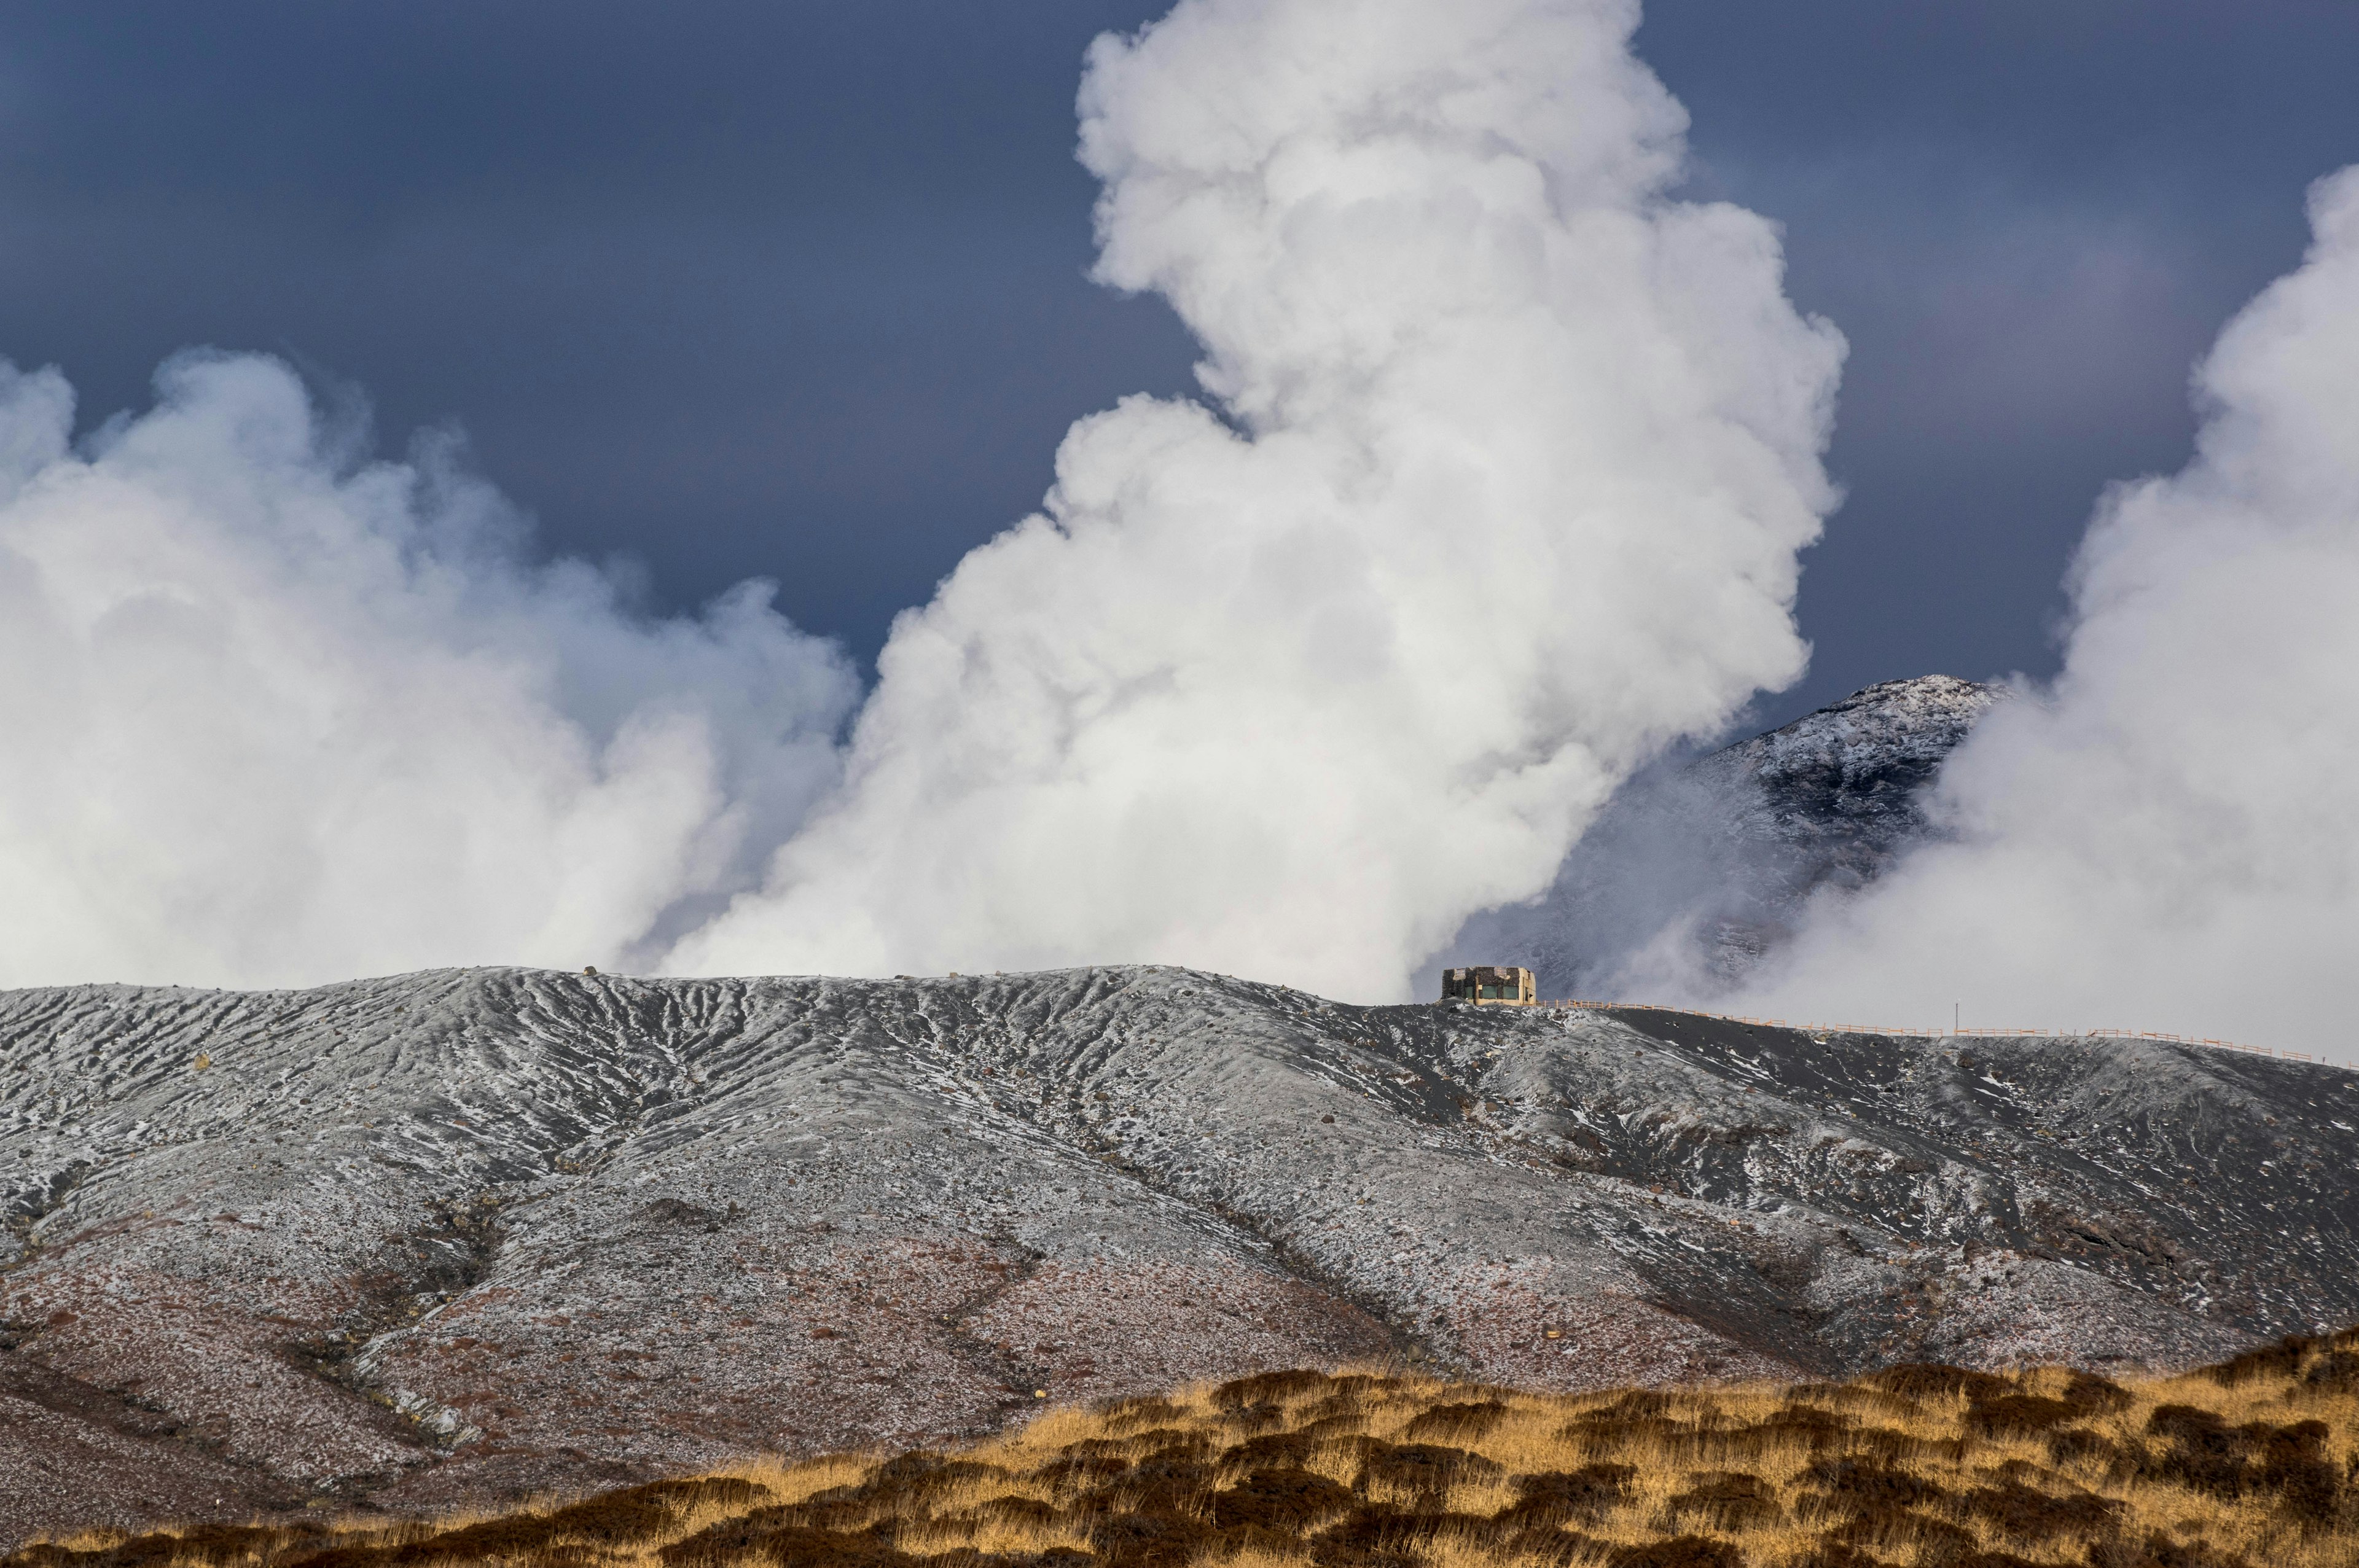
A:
<box><xmin>14</xmin><ymin>1329</ymin><xmax>2357</xmax><ymax>1568</ymax></box>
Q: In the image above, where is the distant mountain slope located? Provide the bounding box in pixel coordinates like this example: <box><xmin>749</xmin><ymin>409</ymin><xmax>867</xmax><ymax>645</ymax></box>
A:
<box><xmin>1700</xmin><ymin>674</ymin><xmax>2006</xmax><ymax>882</ymax></box>
<box><xmin>4</xmin><ymin>965</ymin><xmax>2353</xmax><ymax>1544</ymax></box>
<box><xmin>1448</xmin><ymin>675</ymin><xmax>2005</xmax><ymax>997</ymax></box>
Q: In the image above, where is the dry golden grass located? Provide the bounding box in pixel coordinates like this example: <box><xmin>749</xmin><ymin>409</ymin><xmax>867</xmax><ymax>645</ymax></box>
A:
<box><xmin>12</xmin><ymin>1329</ymin><xmax>2358</xmax><ymax>1568</ymax></box>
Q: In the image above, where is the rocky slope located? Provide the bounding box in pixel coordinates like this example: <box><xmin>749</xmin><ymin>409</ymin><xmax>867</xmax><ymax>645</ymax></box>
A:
<box><xmin>1447</xmin><ymin>676</ymin><xmax>2006</xmax><ymax>997</ymax></box>
<box><xmin>1697</xmin><ymin>674</ymin><xmax>2006</xmax><ymax>884</ymax></box>
<box><xmin>4</xmin><ymin>965</ymin><xmax>2353</xmax><ymax>1545</ymax></box>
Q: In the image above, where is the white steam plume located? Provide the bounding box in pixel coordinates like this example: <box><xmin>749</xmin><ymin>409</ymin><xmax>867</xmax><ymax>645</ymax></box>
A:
<box><xmin>1</xmin><ymin>0</ymin><xmax>1841</xmax><ymax>1000</ymax></box>
<box><xmin>1726</xmin><ymin>168</ymin><xmax>2359</xmax><ymax>1061</ymax></box>
<box><xmin>0</xmin><ymin>353</ymin><xmax>856</xmax><ymax>989</ymax></box>
<box><xmin>674</xmin><ymin>0</ymin><xmax>1845</xmax><ymax>1000</ymax></box>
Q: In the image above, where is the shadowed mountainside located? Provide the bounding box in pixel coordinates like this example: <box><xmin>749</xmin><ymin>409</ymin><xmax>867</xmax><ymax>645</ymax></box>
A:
<box><xmin>1452</xmin><ymin>676</ymin><xmax>2006</xmax><ymax>994</ymax></box>
<box><xmin>2</xmin><ymin>965</ymin><xmax>2354</xmax><ymax>1545</ymax></box>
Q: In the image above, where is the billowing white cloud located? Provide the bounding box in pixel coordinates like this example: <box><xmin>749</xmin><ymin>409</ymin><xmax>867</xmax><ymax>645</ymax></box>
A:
<box><xmin>0</xmin><ymin>352</ymin><xmax>856</xmax><ymax>988</ymax></box>
<box><xmin>673</xmin><ymin>0</ymin><xmax>1844</xmax><ymax>999</ymax></box>
<box><xmin>1726</xmin><ymin>168</ymin><xmax>2359</xmax><ymax>1059</ymax></box>
<box><xmin>0</xmin><ymin>0</ymin><xmax>1845</xmax><ymax>1002</ymax></box>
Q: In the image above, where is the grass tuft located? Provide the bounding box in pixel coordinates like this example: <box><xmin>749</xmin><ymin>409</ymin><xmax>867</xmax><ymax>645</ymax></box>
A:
<box><xmin>12</xmin><ymin>1334</ymin><xmax>2359</xmax><ymax>1568</ymax></box>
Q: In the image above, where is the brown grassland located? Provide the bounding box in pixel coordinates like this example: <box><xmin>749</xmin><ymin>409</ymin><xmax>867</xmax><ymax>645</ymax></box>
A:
<box><xmin>12</xmin><ymin>1328</ymin><xmax>2359</xmax><ymax>1568</ymax></box>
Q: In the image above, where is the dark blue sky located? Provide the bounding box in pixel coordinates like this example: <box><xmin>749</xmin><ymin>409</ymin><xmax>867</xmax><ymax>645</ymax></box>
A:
<box><xmin>3</xmin><ymin>1</ymin><xmax>2354</xmax><ymax>730</ymax></box>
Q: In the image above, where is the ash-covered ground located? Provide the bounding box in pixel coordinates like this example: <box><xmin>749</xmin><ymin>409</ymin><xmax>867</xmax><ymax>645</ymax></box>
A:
<box><xmin>3</xmin><ymin>965</ymin><xmax>2353</xmax><ymax>1545</ymax></box>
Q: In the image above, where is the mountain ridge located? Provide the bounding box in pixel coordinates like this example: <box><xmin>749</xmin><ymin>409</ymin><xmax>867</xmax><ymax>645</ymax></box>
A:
<box><xmin>3</xmin><ymin>965</ymin><xmax>2353</xmax><ymax>1545</ymax></box>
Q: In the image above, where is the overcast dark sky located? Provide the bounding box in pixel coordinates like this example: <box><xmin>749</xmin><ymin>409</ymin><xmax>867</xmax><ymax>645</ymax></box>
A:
<box><xmin>2</xmin><ymin>1</ymin><xmax>2354</xmax><ymax>731</ymax></box>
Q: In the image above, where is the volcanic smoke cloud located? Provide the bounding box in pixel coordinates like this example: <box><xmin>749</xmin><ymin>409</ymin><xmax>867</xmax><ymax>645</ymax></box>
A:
<box><xmin>1724</xmin><ymin>168</ymin><xmax>2359</xmax><ymax>1059</ymax></box>
<box><xmin>673</xmin><ymin>0</ymin><xmax>1843</xmax><ymax>997</ymax></box>
<box><xmin>0</xmin><ymin>355</ymin><xmax>856</xmax><ymax>987</ymax></box>
<box><xmin>2</xmin><ymin>0</ymin><xmax>1842</xmax><ymax>999</ymax></box>
<box><xmin>6</xmin><ymin>0</ymin><xmax>2357</xmax><ymax>1048</ymax></box>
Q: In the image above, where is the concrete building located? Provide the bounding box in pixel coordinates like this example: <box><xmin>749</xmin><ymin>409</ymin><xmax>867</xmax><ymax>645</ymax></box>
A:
<box><xmin>1440</xmin><ymin>965</ymin><xmax>1536</xmax><ymax>1005</ymax></box>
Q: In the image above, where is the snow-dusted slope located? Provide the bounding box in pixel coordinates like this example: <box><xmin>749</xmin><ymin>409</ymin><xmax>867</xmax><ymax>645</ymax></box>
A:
<box><xmin>1449</xmin><ymin>676</ymin><xmax>2005</xmax><ymax>996</ymax></box>
<box><xmin>1700</xmin><ymin>674</ymin><xmax>2005</xmax><ymax>883</ymax></box>
<box><xmin>4</xmin><ymin>965</ymin><xmax>2353</xmax><ymax>1543</ymax></box>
